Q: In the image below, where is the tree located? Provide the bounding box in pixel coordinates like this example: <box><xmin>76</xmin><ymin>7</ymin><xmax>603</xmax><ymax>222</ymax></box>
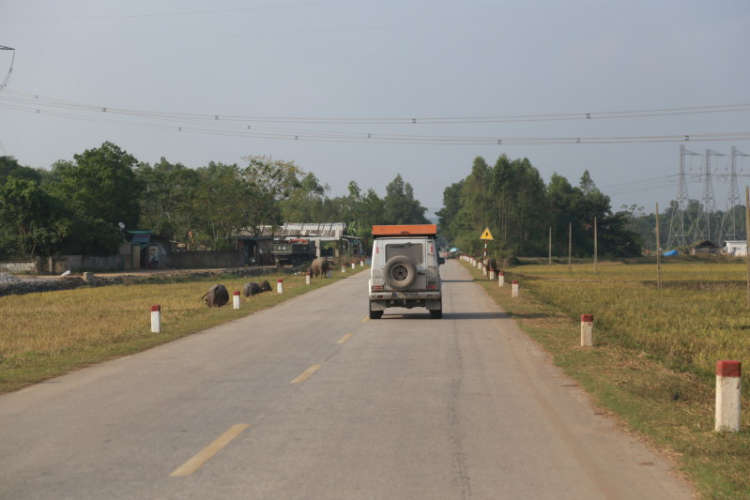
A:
<box><xmin>192</xmin><ymin>162</ymin><xmax>249</xmax><ymax>249</ymax></box>
<box><xmin>240</xmin><ymin>156</ymin><xmax>304</xmax><ymax>237</ymax></box>
<box><xmin>0</xmin><ymin>178</ymin><xmax>60</xmax><ymax>258</ymax></box>
<box><xmin>437</xmin><ymin>156</ymin><xmax>640</xmax><ymax>259</ymax></box>
<box><xmin>136</xmin><ymin>158</ymin><xmax>200</xmax><ymax>239</ymax></box>
<box><xmin>60</xmin><ymin>142</ymin><xmax>142</xmax><ymax>228</ymax></box>
<box><xmin>436</xmin><ymin>179</ymin><xmax>465</xmax><ymax>244</ymax></box>
<box><xmin>281</xmin><ymin>172</ymin><xmax>329</xmax><ymax>222</ymax></box>
<box><xmin>0</xmin><ymin>156</ymin><xmax>41</xmax><ymax>184</ymax></box>
<box><xmin>382</xmin><ymin>174</ymin><xmax>428</xmax><ymax>225</ymax></box>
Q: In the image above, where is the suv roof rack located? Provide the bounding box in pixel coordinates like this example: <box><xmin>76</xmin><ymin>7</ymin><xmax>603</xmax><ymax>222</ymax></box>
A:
<box><xmin>372</xmin><ymin>224</ymin><xmax>437</xmax><ymax>238</ymax></box>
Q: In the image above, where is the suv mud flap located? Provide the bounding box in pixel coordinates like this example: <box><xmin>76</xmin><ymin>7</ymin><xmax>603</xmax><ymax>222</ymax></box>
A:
<box><xmin>425</xmin><ymin>299</ymin><xmax>442</xmax><ymax>311</ymax></box>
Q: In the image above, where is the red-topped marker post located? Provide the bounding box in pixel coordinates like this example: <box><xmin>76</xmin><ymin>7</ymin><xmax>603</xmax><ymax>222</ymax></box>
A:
<box><xmin>512</xmin><ymin>280</ymin><xmax>519</xmax><ymax>298</ymax></box>
<box><xmin>233</xmin><ymin>290</ymin><xmax>241</xmax><ymax>310</ymax></box>
<box><xmin>715</xmin><ymin>360</ymin><xmax>742</xmax><ymax>432</ymax></box>
<box><xmin>580</xmin><ymin>314</ymin><xmax>594</xmax><ymax>347</ymax></box>
<box><xmin>498</xmin><ymin>272</ymin><xmax>505</xmax><ymax>287</ymax></box>
<box><xmin>277</xmin><ymin>279</ymin><xmax>284</xmax><ymax>294</ymax></box>
<box><xmin>151</xmin><ymin>305</ymin><xmax>161</xmax><ymax>333</ymax></box>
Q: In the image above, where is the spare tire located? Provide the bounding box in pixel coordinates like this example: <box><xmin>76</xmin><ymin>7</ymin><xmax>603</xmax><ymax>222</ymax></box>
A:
<box><xmin>383</xmin><ymin>255</ymin><xmax>417</xmax><ymax>290</ymax></box>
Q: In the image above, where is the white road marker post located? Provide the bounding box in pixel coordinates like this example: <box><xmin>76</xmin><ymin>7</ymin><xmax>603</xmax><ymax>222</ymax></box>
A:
<box><xmin>233</xmin><ymin>291</ymin><xmax>241</xmax><ymax>310</ymax></box>
<box><xmin>489</xmin><ymin>269</ymin><xmax>496</xmax><ymax>281</ymax></box>
<box><xmin>277</xmin><ymin>279</ymin><xmax>284</xmax><ymax>294</ymax></box>
<box><xmin>715</xmin><ymin>360</ymin><xmax>742</xmax><ymax>432</ymax></box>
<box><xmin>580</xmin><ymin>314</ymin><xmax>594</xmax><ymax>347</ymax></box>
<box><xmin>498</xmin><ymin>272</ymin><xmax>505</xmax><ymax>287</ymax></box>
<box><xmin>306</xmin><ymin>271</ymin><xmax>311</xmax><ymax>286</ymax></box>
<box><xmin>341</xmin><ymin>264</ymin><xmax>346</xmax><ymax>273</ymax></box>
<box><xmin>512</xmin><ymin>280</ymin><xmax>519</xmax><ymax>298</ymax></box>
<box><xmin>151</xmin><ymin>305</ymin><xmax>161</xmax><ymax>333</ymax></box>
<box><xmin>351</xmin><ymin>262</ymin><xmax>356</xmax><ymax>270</ymax></box>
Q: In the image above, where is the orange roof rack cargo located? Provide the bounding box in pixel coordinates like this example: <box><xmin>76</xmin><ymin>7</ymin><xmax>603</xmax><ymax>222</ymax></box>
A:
<box><xmin>372</xmin><ymin>224</ymin><xmax>437</xmax><ymax>238</ymax></box>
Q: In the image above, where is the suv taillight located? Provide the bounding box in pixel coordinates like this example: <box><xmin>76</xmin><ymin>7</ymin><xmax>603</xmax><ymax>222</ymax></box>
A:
<box><xmin>371</xmin><ymin>285</ymin><xmax>384</xmax><ymax>292</ymax></box>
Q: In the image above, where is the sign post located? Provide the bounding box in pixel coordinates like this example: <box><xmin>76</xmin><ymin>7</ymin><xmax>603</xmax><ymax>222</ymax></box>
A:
<box><xmin>480</xmin><ymin>227</ymin><xmax>493</xmax><ymax>269</ymax></box>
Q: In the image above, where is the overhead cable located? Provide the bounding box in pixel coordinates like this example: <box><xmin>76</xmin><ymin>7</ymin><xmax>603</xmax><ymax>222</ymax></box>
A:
<box><xmin>0</xmin><ymin>88</ymin><xmax>749</xmax><ymax>126</ymax></box>
<box><xmin>1</xmin><ymin>100</ymin><xmax>749</xmax><ymax>147</ymax></box>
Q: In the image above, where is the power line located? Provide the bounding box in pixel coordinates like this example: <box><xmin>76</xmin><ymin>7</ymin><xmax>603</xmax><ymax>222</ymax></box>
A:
<box><xmin>3</xmin><ymin>99</ymin><xmax>750</xmax><ymax>147</ymax></box>
<box><xmin>2</xmin><ymin>90</ymin><xmax>750</xmax><ymax>146</ymax></box>
<box><xmin>1</xmin><ymin>0</ymin><xmax>350</xmax><ymax>21</ymax></box>
<box><xmin>1</xmin><ymin>88</ymin><xmax>749</xmax><ymax>126</ymax></box>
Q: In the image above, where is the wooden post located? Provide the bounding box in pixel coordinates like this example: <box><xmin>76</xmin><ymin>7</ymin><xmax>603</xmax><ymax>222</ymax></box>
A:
<box><xmin>746</xmin><ymin>187</ymin><xmax>750</xmax><ymax>308</ymax></box>
<box><xmin>548</xmin><ymin>226</ymin><xmax>552</xmax><ymax>265</ymax></box>
<box><xmin>594</xmin><ymin>216</ymin><xmax>598</xmax><ymax>275</ymax></box>
<box><xmin>656</xmin><ymin>203</ymin><xmax>661</xmax><ymax>290</ymax></box>
<box><xmin>568</xmin><ymin>222</ymin><xmax>572</xmax><ymax>273</ymax></box>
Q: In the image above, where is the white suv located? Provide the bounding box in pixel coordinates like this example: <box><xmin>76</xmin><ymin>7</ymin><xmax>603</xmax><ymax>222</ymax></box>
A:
<box><xmin>368</xmin><ymin>225</ymin><xmax>443</xmax><ymax>319</ymax></box>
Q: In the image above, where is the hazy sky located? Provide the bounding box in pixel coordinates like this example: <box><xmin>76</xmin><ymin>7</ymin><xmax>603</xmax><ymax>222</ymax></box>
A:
<box><xmin>1</xmin><ymin>0</ymin><xmax>748</xmax><ymax>219</ymax></box>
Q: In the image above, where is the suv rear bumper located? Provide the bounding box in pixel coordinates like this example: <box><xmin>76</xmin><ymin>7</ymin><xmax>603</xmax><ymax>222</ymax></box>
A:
<box><xmin>369</xmin><ymin>291</ymin><xmax>442</xmax><ymax>311</ymax></box>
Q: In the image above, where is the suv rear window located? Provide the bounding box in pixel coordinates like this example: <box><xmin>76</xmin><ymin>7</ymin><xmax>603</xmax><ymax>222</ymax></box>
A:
<box><xmin>385</xmin><ymin>243</ymin><xmax>423</xmax><ymax>265</ymax></box>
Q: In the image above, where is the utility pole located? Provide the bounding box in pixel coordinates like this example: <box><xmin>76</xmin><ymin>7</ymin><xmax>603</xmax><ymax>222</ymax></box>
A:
<box><xmin>746</xmin><ymin>187</ymin><xmax>750</xmax><ymax>308</ymax></box>
<box><xmin>568</xmin><ymin>222</ymin><xmax>572</xmax><ymax>273</ymax></box>
<box><xmin>548</xmin><ymin>226</ymin><xmax>552</xmax><ymax>265</ymax></box>
<box><xmin>594</xmin><ymin>216</ymin><xmax>598</xmax><ymax>274</ymax></box>
<box><xmin>656</xmin><ymin>203</ymin><xmax>661</xmax><ymax>290</ymax></box>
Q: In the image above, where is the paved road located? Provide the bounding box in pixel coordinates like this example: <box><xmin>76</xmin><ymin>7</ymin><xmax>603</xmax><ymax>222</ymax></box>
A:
<box><xmin>0</xmin><ymin>261</ymin><xmax>694</xmax><ymax>499</ymax></box>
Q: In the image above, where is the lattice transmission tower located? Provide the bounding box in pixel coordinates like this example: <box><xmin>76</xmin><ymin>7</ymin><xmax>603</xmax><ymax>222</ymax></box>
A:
<box><xmin>692</xmin><ymin>150</ymin><xmax>724</xmax><ymax>243</ymax></box>
<box><xmin>667</xmin><ymin>145</ymin><xmax>699</xmax><ymax>249</ymax></box>
<box><xmin>719</xmin><ymin>146</ymin><xmax>750</xmax><ymax>242</ymax></box>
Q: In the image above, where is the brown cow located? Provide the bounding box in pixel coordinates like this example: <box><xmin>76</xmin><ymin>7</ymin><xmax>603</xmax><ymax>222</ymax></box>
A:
<box><xmin>308</xmin><ymin>257</ymin><xmax>329</xmax><ymax>278</ymax></box>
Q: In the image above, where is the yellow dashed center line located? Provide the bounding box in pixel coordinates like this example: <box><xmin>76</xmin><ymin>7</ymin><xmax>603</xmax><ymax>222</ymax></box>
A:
<box><xmin>336</xmin><ymin>333</ymin><xmax>354</xmax><ymax>345</ymax></box>
<box><xmin>362</xmin><ymin>316</ymin><xmax>370</xmax><ymax>323</ymax></box>
<box><xmin>290</xmin><ymin>364</ymin><xmax>322</xmax><ymax>384</ymax></box>
<box><xmin>170</xmin><ymin>423</ymin><xmax>250</xmax><ymax>477</ymax></box>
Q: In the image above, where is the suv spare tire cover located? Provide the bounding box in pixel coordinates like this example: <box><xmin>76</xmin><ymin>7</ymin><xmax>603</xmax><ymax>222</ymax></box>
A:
<box><xmin>383</xmin><ymin>255</ymin><xmax>417</xmax><ymax>289</ymax></box>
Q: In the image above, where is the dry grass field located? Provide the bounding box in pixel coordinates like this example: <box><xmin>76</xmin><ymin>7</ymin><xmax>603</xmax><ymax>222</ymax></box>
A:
<box><xmin>0</xmin><ymin>269</ymin><xmax>361</xmax><ymax>393</ymax></box>
<box><xmin>517</xmin><ymin>259</ymin><xmax>750</xmax><ymax>379</ymax></box>
<box><xmin>465</xmin><ymin>257</ymin><xmax>750</xmax><ymax>499</ymax></box>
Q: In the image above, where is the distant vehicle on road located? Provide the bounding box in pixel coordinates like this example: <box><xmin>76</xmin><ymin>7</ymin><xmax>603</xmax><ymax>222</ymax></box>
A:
<box><xmin>272</xmin><ymin>239</ymin><xmax>316</xmax><ymax>267</ymax></box>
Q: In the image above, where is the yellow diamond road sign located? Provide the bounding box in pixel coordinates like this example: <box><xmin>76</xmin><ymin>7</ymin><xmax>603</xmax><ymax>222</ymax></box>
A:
<box><xmin>480</xmin><ymin>228</ymin><xmax>493</xmax><ymax>240</ymax></box>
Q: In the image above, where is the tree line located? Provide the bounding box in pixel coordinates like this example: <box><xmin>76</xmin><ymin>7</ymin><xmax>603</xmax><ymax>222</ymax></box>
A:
<box><xmin>437</xmin><ymin>155</ymin><xmax>642</xmax><ymax>259</ymax></box>
<box><xmin>0</xmin><ymin>142</ymin><xmax>429</xmax><ymax>260</ymax></box>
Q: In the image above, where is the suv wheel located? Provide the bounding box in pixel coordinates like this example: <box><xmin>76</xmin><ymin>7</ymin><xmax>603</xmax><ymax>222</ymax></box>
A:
<box><xmin>369</xmin><ymin>308</ymin><xmax>383</xmax><ymax>320</ymax></box>
<box><xmin>383</xmin><ymin>255</ymin><xmax>417</xmax><ymax>289</ymax></box>
<box><xmin>430</xmin><ymin>309</ymin><xmax>442</xmax><ymax>319</ymax></box>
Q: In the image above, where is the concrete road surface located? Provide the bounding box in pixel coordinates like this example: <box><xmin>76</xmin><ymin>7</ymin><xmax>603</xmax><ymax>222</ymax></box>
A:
<box><xmin>0</xmin><ymin>261</ymin><xmax>694</xmax><ymax>499</ymax></box>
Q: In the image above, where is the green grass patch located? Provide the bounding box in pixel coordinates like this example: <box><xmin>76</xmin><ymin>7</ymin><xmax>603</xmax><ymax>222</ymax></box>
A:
<box><xmin>465</xmin><ymin>259</ymin><xmax>750</xmax><ymax>500</ymax></box>
<box><xmin>0</xmin><ymin>267</ymin><xmax>365</xmax><ymax>394</ymax></box>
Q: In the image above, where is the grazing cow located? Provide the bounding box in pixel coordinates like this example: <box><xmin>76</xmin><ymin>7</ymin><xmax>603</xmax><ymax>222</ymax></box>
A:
<box><xmin>243</xmin><ymin>282</ymin><xmax>262</xmax><ymax>297</ymax></box>
<box><xmin>308</xmin><ymin>257</ymin><xmax>329</xmax><ymax>278</ymax></box>
<box><xmin>201</xmin><ymin>284</ymin><xmax>229</xmax><ymax>308</ymax></box>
